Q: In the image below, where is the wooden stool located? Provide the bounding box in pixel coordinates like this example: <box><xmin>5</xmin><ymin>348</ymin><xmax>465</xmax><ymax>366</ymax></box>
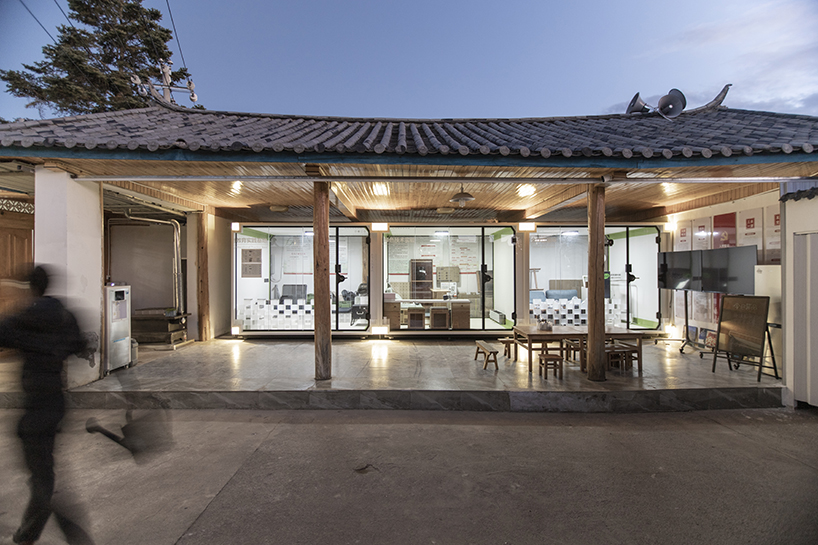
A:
<box><xmin>498</xmin><ymin>337</ymin><xmax>514</xmax><ymax>358</ymax></box>
<box><xmin>538</xmin><ymin>352</ymin><xmax>563</xmax><ymax>379</ymax></box>
<box><xmin>475</xmin><ymin>340</ymin><xmax>500</xmax><ymax>370</ymax></box>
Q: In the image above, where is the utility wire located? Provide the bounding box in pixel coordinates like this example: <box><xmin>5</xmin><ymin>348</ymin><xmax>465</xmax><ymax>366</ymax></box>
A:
<box><xmin>17</xmin><ymin>0</ymin><xmax>57</xmax><ymax>43</ymax></box>
<box><xmin>17</xmin><ymin>0</ymin><xmax>113</xmax><ymax>112</ymax></box>
<box><xmin>165</xmin><ymin>0</ymin><xmax>187</xmax><ymax>71</ymax></box>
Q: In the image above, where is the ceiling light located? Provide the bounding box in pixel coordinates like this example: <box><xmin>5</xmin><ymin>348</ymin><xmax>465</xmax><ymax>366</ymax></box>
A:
<box><xmin>435</xmin><ymin>231</ymin><xmax>449</xmax><ymax>237</ymax></box>
<box><xmin>517</xmin><ymin>184</ymin><xmax>535</xmax><ymax>197</ymax></box>
<box><xmin>436</xmin><ymin>207</ymin><xmax>455</xmax><ymax>214</ymax></box>
<box><xmin>231</xmin><ymin>180</ymin><xmax>242</xmax><ymax>195</ymax></box>
<box><xmin>518</xmin><ymin>222</ymin><xmax>536</xmax><ymax>232</ymax></box>
<box><xmin>372</xmin><ymin>182</ymin><xmax>389</xmax><ymax>196</ymax></box>
<box><xmin>269</xmin><ymin>204</ymin><xmax>289</xmax><ymax>213</ymax></box>
<box><xmin>371</xmin><ymin>222</ymin><xmax>389</xmax><ymax>232</ymax></box>
<box><xmin>449</xmin><ymin>182</ymin><xmax>475</xmax><ymax>208</ymax></box>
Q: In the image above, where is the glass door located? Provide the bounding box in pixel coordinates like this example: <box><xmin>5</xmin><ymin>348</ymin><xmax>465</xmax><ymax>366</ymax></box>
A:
<box><xmin>605</xmin><ymin>226</ymin><xmax>661</xmax><ymax>329</ymax></box>
<box><xmin>331</xmin><ymin>226</ymin><xmax>370</xmax><ymax>331</ymax></box>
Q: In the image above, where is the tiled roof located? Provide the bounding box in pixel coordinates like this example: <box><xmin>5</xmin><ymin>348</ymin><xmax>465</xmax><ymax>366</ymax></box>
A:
<box><xmin>1</xmin><ymin>95</ymin><xmax>817</xmax><ymax>161</ymax></box>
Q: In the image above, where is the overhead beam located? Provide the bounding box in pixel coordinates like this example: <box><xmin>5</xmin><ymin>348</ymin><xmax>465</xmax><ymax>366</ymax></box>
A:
<box><xmin>525</xmin><ymin>185</ymin><xmax>587</xmax><ymax>219</ymax></box>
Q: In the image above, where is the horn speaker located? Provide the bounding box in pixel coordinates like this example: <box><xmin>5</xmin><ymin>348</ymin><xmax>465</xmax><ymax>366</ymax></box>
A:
<box><xmin>657</xmin><ymin>88</ymin><xmax>686</xmax><ymax>118</ymax></box>
<box><xmin>626</xmin><ymin>92</ymin><xmax>649</xmax><ymax>114</ymax></box>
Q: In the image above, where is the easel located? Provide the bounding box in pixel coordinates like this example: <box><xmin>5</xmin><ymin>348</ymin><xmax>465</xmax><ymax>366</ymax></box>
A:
<box><xmin>711</xmin><ymin>295</ymin><xmax>778</xmax><ymax>382</ymax></box>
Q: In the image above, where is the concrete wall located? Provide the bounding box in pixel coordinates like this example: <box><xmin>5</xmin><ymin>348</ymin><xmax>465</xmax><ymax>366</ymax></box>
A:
<box><xmin>34</xmin><ymin>168</ymin><xmax>102</xmax><ymax>388</ymax></box>
<box><xmin>783</xmin><ymin>196</ymin><xmax>818</xmax><ymax>406</ymax></box>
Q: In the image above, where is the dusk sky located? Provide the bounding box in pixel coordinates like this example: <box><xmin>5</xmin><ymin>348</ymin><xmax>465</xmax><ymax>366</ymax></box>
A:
<box><xmin>1</xmin><ymin>0</ymin><xmax>817</xmax><ymax>121</ymax></box>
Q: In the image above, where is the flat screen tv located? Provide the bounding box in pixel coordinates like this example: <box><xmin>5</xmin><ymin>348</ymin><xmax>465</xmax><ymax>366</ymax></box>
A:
<box><xmin>658</xmin><ymin>251</ymin><xmax>701</xmax><ymax>291</ymax></box>
<box><xmin>700</xmin><ymin>245</ymin><xmax>756</xmax><ymax>294</ymax></box>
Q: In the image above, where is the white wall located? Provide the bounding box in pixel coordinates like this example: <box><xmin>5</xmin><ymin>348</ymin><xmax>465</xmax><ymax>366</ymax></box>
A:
<box><xmin>209</xmin><ymin>215</ymin><xmax>232</xmax><ymax>337</ymax></box>
<box><xmin>783</xmin><ymin>196</ymin><xmax>818</xmax><ymax>406</ymax></box>
<box><xmin>34</xmin><ymin>167</ymin><xmax>102</xmax><ymax>388</ymax></box>
<box><xmin>669</xmin><ymin>190</ymin><xmax>780</xmax><ymax>334</ymax></box>
<box><xmin>110</xmin><ymin>223</ymin><xmax>175</xmax><ymax>311</ymax></box>
<box><xmin>492</xmin><ymin>233</ymin><xmax>515</xmax><ymax>319</ymax></box>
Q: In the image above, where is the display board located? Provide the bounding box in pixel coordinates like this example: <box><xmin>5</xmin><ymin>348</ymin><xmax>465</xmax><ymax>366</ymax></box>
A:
<box><xmin>714</xmin><ymin>295</ymin><xmax>769</xmax><ymax>359</ymax></box>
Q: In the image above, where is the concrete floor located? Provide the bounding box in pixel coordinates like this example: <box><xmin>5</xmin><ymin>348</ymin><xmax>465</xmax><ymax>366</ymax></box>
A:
<box><xmin>0</xmin><ymin>338</ymin><xmax>783</xmax><ymax>412</ymax></box>
<box><xmin>0</xmin><ymin>408</ymin><xmax>816</xmax><ymax>545</ymax></box>
<box><xmin>84</xmin><ymin>337</ymin><xmax>779</xmax><ymax>392</ymax></box>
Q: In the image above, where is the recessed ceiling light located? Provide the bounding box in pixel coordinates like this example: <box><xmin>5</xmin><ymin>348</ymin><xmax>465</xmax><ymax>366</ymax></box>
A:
<box><xmin>269</xmin><ymin>204</ymin><xmax>289</xmax><ymax>212</ymax></box>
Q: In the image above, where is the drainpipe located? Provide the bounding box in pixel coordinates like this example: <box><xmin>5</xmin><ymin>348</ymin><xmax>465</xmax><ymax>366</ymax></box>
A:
<box><xmin>115</xmin><ymin>212</ymin><xmax>184</xmax><ymax>316</ymax></box>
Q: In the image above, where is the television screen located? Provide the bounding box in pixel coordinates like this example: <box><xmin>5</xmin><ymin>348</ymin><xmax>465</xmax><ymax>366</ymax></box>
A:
<box><xmin>700</xmin><ymin>246</ymin><xmax>756</xmax><ymax>294</ymax></box>
<box><xmin>658</xmin><ymin>251</ymin><xmax>700</xmax><ymax>291</ymax></box>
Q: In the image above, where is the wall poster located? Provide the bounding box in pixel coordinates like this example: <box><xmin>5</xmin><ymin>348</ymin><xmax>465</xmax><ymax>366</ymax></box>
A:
<box><xmin>737</xmin><ymin>208</ymin><xmax>763</xmax><ymax>261</ymax></box>
<box><xmin>692</xmin><ymin>217</ymin><xmax>712</xmax><ymax>250</ymax></box>
<box><xmin>764</xmin><ymin>204</ymin><xmax>781</xmax><ymax>264</ymax></box>
<box><xmin>713</xmin><ymin>212</ymin><xmax>737</xmax><ymax>248</ymax></box>
<box><xmin>675</xmin><ymin>220</ymin><xmax>692</xmax><ymax>251</ymax></box>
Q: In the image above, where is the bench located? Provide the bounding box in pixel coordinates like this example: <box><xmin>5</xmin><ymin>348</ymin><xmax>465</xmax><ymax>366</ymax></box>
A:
<box><xmin>474</xmin><ymin>340</ymin><xmax>500</xmax><ymax>370</ymax></box>
<box><xmin>498</xmin><ymin>337</ymin><xmax>514</xmax><ymax>358</ymax></box>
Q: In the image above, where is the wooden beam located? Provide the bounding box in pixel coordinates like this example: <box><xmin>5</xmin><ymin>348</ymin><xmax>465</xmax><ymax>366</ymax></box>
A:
<box><xmin>525</xmin><ymin>185</ymin><xmax>587</xmax><ymax>219</ymax></box>
<box><xmin>313</xmin><ymin>181</ymin><xmax>332</xmax><ymax>380</ymax></box>
<box><xmin>196</xmin><ymin>212</ymin><xmax>212</xmax><ymax>341</ymax></box>
<box><xmin>328</xmin><ymin>181</ymin><xmax>358</xmax><ymax>220</ymax></box>
<box><xmin>586</xmin><ymin>183</ymin><xmax>606</xmax><ymax>382</ymax></box>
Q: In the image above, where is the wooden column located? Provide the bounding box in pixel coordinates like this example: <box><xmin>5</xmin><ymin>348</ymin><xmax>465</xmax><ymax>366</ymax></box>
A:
<box><xmin>196</xmin><ymin>212</ymin><xmax>211</xmax><ymax>341</ymax></box>
<box><xmin>313</xmin><ymin>181</ymin><xmax>332</xmax><ymax>380</ymax></box>
<box><xmin>587</xmin><ymin>183</ymin><xmax>606</xmax><ymax>381</ymax></box>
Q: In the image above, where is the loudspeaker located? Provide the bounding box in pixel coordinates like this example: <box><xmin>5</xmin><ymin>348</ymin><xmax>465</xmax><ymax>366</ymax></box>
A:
<box><xmin>657</xmin><ymin>88</ymin><xmax>686</xmax><ymax>118</ymax></box>
<box><xmin>626</xmin><ymin>92</ymin><xmax>650</xmax><ymax>114</ymax></box>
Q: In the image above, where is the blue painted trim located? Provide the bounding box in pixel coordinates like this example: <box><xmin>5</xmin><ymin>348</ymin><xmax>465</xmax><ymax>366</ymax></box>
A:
<box><xmin>1</xmin><ymin>146</ymin><xmax>815</xmax><ymax>170</ymax></box>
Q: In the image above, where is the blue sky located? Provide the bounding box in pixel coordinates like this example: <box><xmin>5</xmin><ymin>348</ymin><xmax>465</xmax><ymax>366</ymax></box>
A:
<box><xmin>1</xmin><ymin>0</ymin><xmax>817</xmax><ymax>121</ymax></box>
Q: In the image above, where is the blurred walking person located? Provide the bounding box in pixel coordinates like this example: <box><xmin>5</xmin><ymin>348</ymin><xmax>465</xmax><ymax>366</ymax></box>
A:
<box><xmin>0</xmin><ymin>265</ymin><xmax>94</xmax><ymax>545</ymax></box>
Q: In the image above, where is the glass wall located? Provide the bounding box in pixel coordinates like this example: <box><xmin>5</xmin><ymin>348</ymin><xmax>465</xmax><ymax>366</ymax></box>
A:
<box><xmin>528</xmin><ymin>226</ymin><xmax>660</xmax><ymax>328</ymax></box>
<box><xmin>233</xmin><ymin>225</ymin><xmax>369</xmax><ymax>332</ymax></box>
<box><xmin>383</xmin><ymin>226</ymin><xmax>515</xmax><ymax>331</ymax></box>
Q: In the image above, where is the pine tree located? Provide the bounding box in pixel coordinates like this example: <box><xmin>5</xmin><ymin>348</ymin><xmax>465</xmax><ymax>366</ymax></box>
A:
<box><xmin>1</xmin><ymin>0</ymin><xmax>191</xmax><ymax>116</ymax></box>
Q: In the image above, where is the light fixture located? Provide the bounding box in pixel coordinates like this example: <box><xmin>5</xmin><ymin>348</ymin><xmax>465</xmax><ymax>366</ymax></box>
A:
<box><xmin>518</xmin><ymin>222</ymin><xmax>536</xmax><ymax>232</ymax></box>
<box><xmin>269</xmin><ymin>204</ymin><xmax>289</xmax><ymax>213</ymax></box>
<box><xmin>517</xmin><ymin>184</ymin><xmax>535</xmax><ymax>197</ymax></box>
<box><xmin>372</xmin><ymin>182</ymin><xmax>389</xmax><ymax>196</ymax></box>
<box><xmin>230</xmin><ymin>180</ymin><xmax>242</xmax><ymax>195</ymax></box>
<box><xmin>449</xmin><ymin>182</ymin><xmax>475</xmax><ymax>208</ymax></box>
<box><xmin>231</xmin><ymin>222</ymin><xmax>241</xmax><ymax>232</ymax></box>
<box><xmin>371</xmin><ymin>222</ymin><xmax>389</xmax><ymax>232</ymax></box>
<box><xmin>434</xmin><ymin>230</ymin><xmax>449</xmax><ymax>237</ymax></box>
<box><xmin>436</xmin><ymin>207</ymin><xmax>455</xmax><ymax>214</ymax></box>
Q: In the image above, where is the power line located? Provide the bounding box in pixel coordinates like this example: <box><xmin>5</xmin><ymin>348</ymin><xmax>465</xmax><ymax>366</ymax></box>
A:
<box><xmin>165</xmin><ymin>0</ymin><xmax>188</xmax><ymax>71</ymax></box>
<box><xmin>17</xmin><ymin>0</ymin><xmax>57</xmax><ymax>43</ymax></box>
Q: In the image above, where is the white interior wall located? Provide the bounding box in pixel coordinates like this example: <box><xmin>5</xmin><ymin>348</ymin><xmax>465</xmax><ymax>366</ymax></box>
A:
<box><xmin>493</xmin><ymin>233</ymin><xmax>515</xmax><ymax>319</ymax></box>
<box><xmin>110</xmin><ymin>223</ymin><xmax>174</xmax><ymax>311</ymax></box>
<box><xmin>670</xmin><ymin>190</ymin><xmax>780</xmax><ymax>334</ymax></box>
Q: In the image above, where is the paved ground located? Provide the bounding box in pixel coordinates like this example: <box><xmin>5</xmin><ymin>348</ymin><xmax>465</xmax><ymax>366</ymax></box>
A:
<box><xmin>1</xmin><ymin>407</ymin><xmax>816</xmax><ymax>545</ymax></box>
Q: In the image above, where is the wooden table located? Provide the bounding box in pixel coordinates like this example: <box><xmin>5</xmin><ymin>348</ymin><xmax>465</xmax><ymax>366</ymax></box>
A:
<box><xmin>512</xmin><ymin>324</ymin><xmax>645</xmax><ymax>374</ymax></box>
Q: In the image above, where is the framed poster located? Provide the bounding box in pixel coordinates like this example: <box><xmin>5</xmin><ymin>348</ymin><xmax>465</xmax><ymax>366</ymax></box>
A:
<box><xmin>713</xmin><ymin>212</ymin><xmax>737</xmax><ymax>248</ymax></box>
<box><xmin>675</xmin><ymin>220</ymin><xmax>692</xmax><ymax>251</ymax></box>
<box><xmin>692</xmin><ymin>217</ymin><xmax>712</xmax><ymax>250</ymax></box>
<box><xmin>764</xmin><ymin>204</ymin><xmax>781</xmax><ymax>264</ymax></box>
<box><xmin>738</xmin><ymin>208</ymin><xmax>763</xmax><ymax>263</ymax></box>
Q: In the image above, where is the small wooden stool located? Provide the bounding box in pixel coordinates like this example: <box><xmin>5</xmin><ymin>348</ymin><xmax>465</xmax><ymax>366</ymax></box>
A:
<box><xmin>498</xmin><ymin>337</ymin><xmax>514</xmax><ymax>358</ymax></box>
<box><xmin>538</xmin><ymin>352</ymin><xmax>563</xmax><ymax>379</ymax></box>
<box><xmin>475</xmin><ymin>340</ymin><xmax>500</xmax><ymax>370</ymax></box>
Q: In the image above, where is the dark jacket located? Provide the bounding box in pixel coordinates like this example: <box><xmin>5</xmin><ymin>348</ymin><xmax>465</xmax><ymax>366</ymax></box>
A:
<box><xmin>0</xmin><ymin>296</ymin><xmax>85</xmax><ymax>407</ymax></box>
